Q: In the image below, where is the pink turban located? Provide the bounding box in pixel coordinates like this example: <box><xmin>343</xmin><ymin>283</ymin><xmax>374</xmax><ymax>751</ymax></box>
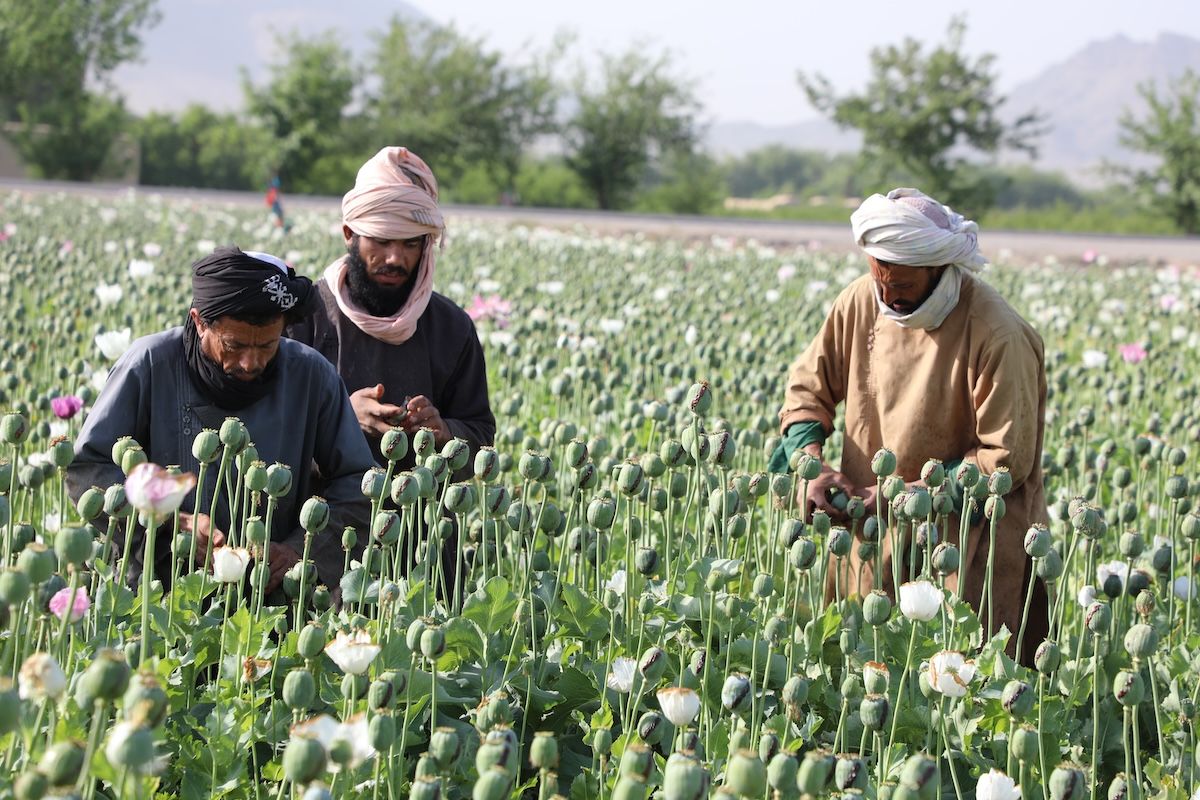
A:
<box><xmin>327</xmin><ymin>147</ymin><xmax>446</xmax><ymax>344</ymax></box>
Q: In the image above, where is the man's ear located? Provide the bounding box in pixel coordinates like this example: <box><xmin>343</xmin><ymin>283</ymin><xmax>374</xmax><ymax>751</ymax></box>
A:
<box><xmin>342</xmin><ymin>225</ymin><xmax>355</xmax><ymax>248</ymax></box>
<box><xmin>188</xmin><ymin>308</ymin><xmax>204</xmax><ymax>330</ymax></box>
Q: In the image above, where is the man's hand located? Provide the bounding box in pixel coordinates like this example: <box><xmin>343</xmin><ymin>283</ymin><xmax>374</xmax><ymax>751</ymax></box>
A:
<box><xmin>804</xmin><ymin>464</ymin><xmax>857</xmax><ymax>522</ymax></box>
<box><xmin>350</xmin><ymin>383</ymin><xmax>408</xmax><ymax>437</ymax></box>
<box><xmin>401</xmin><ymin>394</ymin><xmax>451</xmax><ymax>446</ymax></box>
<box><xmin>264</xmin><ymin>543</ymin><xmax>301</xmax><ymax>594</ymax></box>
<box><xmin>179</xmin><ymin>512</ymin><xmax>225</xmax><ymax>565</ymax></box>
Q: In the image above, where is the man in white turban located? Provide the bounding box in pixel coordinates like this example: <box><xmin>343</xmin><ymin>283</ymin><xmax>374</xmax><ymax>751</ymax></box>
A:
<box><xmin>287</xmin><ymin>146</ymin><xmax>495</xmax><ymax>474</ymax></box>
<box><xmin>773</xmin><ymin>188</ymin><xmax>1049</xmax><ymax>663</ymax></box>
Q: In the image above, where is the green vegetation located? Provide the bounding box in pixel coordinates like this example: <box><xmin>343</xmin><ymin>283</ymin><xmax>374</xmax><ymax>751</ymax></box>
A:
<box><xmin>798</xmin><ymin>17</ymin><xmax>1045</xmax><ymax>214</ymax></box>
<box><xmin>1115</xmin><ymin>69</ymin><xmax>1200</xmax><ymax>234</ymax></box>
<box><xmin>1</xmin><ymin>5</ymin><xmax>1196</xmax><ymax>236</ymax></box>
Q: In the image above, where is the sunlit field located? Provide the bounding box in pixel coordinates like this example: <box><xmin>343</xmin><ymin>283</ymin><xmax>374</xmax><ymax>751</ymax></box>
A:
<box><xmin>0</xmin><ymin>191</ymin><xmax>1198</xmax><ymax>800</ymax></box>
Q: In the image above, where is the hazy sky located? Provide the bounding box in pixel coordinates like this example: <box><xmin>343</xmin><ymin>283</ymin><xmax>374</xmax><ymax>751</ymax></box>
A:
<box><xmin>423</xmin><ymin>0</ymin><xmax>1198</xmax><ymax>124</ymax></box>
<box><xmin>113</xmin><ymin>0</ymin><xmax>1198</xmax><ymax>126</ymax></box>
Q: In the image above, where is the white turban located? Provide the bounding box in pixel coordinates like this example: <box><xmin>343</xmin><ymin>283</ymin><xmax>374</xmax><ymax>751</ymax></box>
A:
<box><xmin>850</xmin><ymin>188</ymin><xmax>987</xmax><ymax>273</ymax></box>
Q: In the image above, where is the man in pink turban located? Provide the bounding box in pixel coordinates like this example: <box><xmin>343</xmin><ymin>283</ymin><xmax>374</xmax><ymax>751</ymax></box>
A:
<box><xmin>287</xmin><ymin>147</ymin><xmax>495</xmax><ymax>473</ymax></box>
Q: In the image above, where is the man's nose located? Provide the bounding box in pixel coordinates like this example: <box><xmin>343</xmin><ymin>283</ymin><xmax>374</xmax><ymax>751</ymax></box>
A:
<box><xmin>384</xmin><ymin>244</ymin><xmax>408</xmax><ymax>266</ymax></box>
<box><xmin>239</xmin><ymin>350</ymin><xmax>265</xmax><ymax>375</ymax></box>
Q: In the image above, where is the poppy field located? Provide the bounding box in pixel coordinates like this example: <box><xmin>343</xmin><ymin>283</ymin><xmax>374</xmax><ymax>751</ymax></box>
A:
<box><xmin>0</xmin><ymin>191</ymin><xmax>1198</xmax><ymax>800</ymax></box>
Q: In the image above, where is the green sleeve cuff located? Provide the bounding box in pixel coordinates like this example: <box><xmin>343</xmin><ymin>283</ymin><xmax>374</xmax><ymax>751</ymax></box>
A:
<box><xmin>768</xmin><ymin>421</ymin><xmax>828</xmax><ymax>474</ymax></box>
<box><xmin>943</xmin><ymin>457</ymin><xmax>963</xmax><ymax>479</ymax></box>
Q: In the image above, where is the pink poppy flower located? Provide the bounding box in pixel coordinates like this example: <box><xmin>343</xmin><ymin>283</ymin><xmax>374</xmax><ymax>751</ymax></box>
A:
<box><xmin>49</xmin><ymin>586</ymin><xmax>90</xmax><ymax>622</ymax></box>
<box><xmin>1119</xmin><ymin>343</ymin><xmax>1147</xmax><ymax>364</ymax></box>
<box><xmin>124</xmin><ymin>462</ymin><xmax>197</xmax><ymax>519</ymax></box>
<box><xmin>51</xmin><ymin>395</ymin><xmax>84</xmax><ymax>420</ymax></box>
<box><xmin>466</xmin><ymin>295</ymin><xmax>512</xmax><ymax>328</ymax></box>
<box><xmin>1161</xmin><ymin>294</ymin><xmax>1179</xmax><ymax>312</ymax></box>
<box><xmin>1082</xmin><ymin>249</ymin><xmax>1098</xmax><ymax>264</ymax></box>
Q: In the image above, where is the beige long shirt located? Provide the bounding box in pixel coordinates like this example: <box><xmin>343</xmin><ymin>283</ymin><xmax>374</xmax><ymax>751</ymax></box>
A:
<box><xmin>780</xmin><ymin>272</ymin><xmax>1049</xmax><ymax>651</ymax></box>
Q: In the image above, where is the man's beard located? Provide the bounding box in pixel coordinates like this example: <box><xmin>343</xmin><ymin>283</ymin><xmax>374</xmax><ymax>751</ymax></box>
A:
<box><xmin>345</xmin><ymin>238</ymin><xmax>417</xmax><ymax>317</ymax></box>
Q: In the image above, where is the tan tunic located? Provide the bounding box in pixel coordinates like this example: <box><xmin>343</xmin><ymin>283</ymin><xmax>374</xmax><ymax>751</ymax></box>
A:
<box><xmin>780</xmin><ymin>272</ymin><xmax>1049</xmax><ymax>656</ymax></box>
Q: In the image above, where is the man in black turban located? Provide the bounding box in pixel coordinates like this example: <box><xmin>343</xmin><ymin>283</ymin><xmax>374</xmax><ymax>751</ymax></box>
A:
<box><xmin>68</xmin><ymin>247</ymin><xmax>375</xmax><ymax>595</ymax></box>
<box><xmin>185</xmin><ymin>247</ymin><xmax>316</xmax><ymax>409</ymax></box>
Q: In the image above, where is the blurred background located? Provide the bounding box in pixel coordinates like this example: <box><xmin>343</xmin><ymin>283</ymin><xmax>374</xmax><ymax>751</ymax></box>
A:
<box><xmin>2</xmin><ymin>0</ymin><xmax>1199</xmax><ymax>234</ymax></box>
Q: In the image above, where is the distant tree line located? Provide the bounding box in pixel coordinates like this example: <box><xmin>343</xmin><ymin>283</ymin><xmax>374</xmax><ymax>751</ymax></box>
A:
<box><xmin>3</xmin><ymin>4</ymin><xmax>1200</xmax><ymax>232</ymax></box>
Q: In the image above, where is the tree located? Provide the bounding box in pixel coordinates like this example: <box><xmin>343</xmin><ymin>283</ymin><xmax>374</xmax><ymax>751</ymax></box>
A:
<box><xmin>723</xmin><ymin>146</ymin><xmax>830</xmax><ymax>198</ymax></box>
<box><xmin>0</xmin><ymin>0</ymin><xmax>159</xmax><ymax>180</ymax></box>
<box><xmin>366</xmin><ymin>19</ymin><xmax>558</xmax><ymax>192</ymax></box>
<box><xmin>1115</xmin><ymin>70</ymin><xmax>1200</xmax><ymax>234</ymax></box>
<box><xmin>637</xmin><ymin>151</ymin><xmax>724</xmax><ymax>214</ymax></box>
<box><xmin>563</xmin><ymin>48</ymin><xmax>702</xmax><ymax>210</ymax></box>
<box><xmin>798</xmin><ymin>18</ymin><xmax>1044</xmax><ymax>214</ymax></box>
<box><xmin>243</xmin><ymin>32</ymin><xmax>362</xmax><ymax>195</ymax></box>
<box><xmin>136</xmin><ymin>105</ymin><xmax>274</xmax><ymax>190</ymax></box>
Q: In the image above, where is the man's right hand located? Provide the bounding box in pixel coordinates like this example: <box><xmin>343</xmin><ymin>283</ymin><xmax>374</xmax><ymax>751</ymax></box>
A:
<box><xmin>804</xmin><ymin>464</ymin><xmax>857</xmax><ymax>522</ymax></box>
<box><xmin>350</xmin><ymin>383</ymin><xmax>408</xmax><ymax>437</ymax></box>
<box><xmin>179</xmin><ymin>512</ymin><xmax>225</xmax><ymax>565</ymax></box>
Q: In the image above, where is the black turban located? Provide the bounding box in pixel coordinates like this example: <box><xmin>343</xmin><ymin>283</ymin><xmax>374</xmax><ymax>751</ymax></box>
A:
<box><xmin>190</xmin><ymin>246</ymin><xmax>315</xmax><ymax>321</ymax></box>
<box><xmin>183</xmin><ymin>247</ymin><xmax>315</xmax><ymax>410</ymax></box>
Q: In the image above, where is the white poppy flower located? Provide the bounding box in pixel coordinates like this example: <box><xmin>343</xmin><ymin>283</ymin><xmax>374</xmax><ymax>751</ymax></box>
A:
<box><xmin>598</xmin><ymin>318</ymin><xmax>625</xmax><ymax>335</ymax></box>
<box><xmin>604</xmin><ymin>570</ymin><xmax>627</xmax><ymax>596</ymax></box>
<box><xmin>211</xmin><ymin>547</ymin><xmax>250</xmax><ymax>583</ymax></box>
<box><xmin>128</xmin><ymin>259</ymin><xmax>155</xmax><ymax>278</ymax></box>
<box><xmin>324</xmin><ymin>630</ymin><xmax>381</xmax><ymax>676</ymax></box>
<box><xmin>1081</xmin><ymin>350</ymin><xmax>1107</xmax><ymax>369</ymax></box>
<box><xmin>976</xmin><ymin>769</ymin><xmax>1021</xmax><ymax>800</ymax></box>
<box><xmin>656</xmin><ymin>686</ymin><xmax>701</xmax><ymax>727</ymax></box>
<box><xmin>928</xmin><ymin>650</ymin><xmax>977</xmax><ymax>698</ymax></box>
<box><xmin>898</xmin><ymin>580</ymin><xmax>942</xmax><ymax>621</ymax></box>
<box><xmin>291</xmin><ymin>712</ymin><xmax>376</xmax><ymax>772</ymax></box>
<box><xmin>95</xmin><ymin>282</ymin><xmax>123</xmax><ymax>306</ymax></box>
<box><xmin>19</xmin><ymin>652</ymin><xmax>67</xmax><ymax>700</ymax></box>
<box><xmin>1095</xmin><ymin>561</ymin><xmax>1129</xmax><ymax>591</ymax></box>
<box><xmin>1077</xmin><ymin>585</ymin><xmax>1097</xmax><ymax>608</ymax></box>
<box><xmin>95</xmin><ymin>328</ymin><xmax>132</xmax><ymax>360</ymax></box>
<box><xmin>606</xmin><ymin>657</ymin><xmax>637</xmax><ymax>693</ymax></box>
<box><xmin>537</xmin><ymin>280</ymin><xmax>565</xmax><ymax>295</ymax></box>
<box><xmin>1174</xmin><ymin>576</ymin><xmax>1196</xmax><ymax>601</ymax></box>
<box><xmin>488</xmin><ymin>331</ymin><xmax>515</xmax><ymax>347</ymax></box>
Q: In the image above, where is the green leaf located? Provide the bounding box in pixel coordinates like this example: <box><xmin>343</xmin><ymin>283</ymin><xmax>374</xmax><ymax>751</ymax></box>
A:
<box><xmin>440</xmin><ymin>616</ymin><xmax>487</xmax><ymax>666</ymax></box>
<box><xmin>556</xmin><ymin>582</ymin><xmax>608</xmax><ymax>640</ymax></box>
<box><xmin>462</xmin><ymin>576</ymin><xmax>519</xmax><ymax>633</ymax></box>
<box><xmin>339</xmin><ymin>566</ymin><xmax>379</xmax><ymax>605</ymax></box>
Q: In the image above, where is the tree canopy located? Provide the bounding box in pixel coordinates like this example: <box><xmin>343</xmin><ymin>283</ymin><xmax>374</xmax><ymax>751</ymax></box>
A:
<box><xmin>563</xmin><ymin>48</ymin><xmax>702</xmax><ymax>211</ymax></box>
<box><xmin>798</xmin><ymin>18</ymin><xmax>1044</xmax><ymax>214</ymax></box>
<box><xmin>0</xmin><ymin>0</ymin><xmax>159</xmax><ymax>180</ymax></box>
<box><xmin>1115</xmin><ymin>70</ymin><xmax>1200</xmax><ymax>234</ymax></box>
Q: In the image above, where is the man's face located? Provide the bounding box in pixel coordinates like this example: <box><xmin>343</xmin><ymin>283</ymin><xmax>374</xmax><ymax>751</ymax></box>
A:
<box><xmin>343</xmin><ymin>226</ymin><xmax>425</xmax><ymax>316</ymax></box>
<box><xmin>868</xmin><ymin>257</ymin><xmax>946</xmax><ymax>315</ymax></box>
<box><xmin>189</xmin><ymin>309</ymin><xmax>284</xmax><ymax>381</ymax></box>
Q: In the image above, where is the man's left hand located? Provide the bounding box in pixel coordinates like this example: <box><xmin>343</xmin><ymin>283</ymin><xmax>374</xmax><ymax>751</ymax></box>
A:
<box><xmin>265</xmin><ymin>543</ymin><xmax>302</xmax><ymax>594</ymax></box>
<box><xmin>401</xmin><ymin>394</ymin><xmax>451</xmax><ymax>446</ymax></box>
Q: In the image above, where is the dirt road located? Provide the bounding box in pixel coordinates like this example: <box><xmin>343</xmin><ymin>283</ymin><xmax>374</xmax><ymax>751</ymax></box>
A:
<box><xmin>4</xmin><ymin>178</ymin><xmax>1197</xmax><ymax>265</ymax></box>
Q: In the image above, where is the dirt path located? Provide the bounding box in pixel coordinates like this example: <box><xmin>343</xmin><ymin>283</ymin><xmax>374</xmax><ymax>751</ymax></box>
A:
<box><xmin>4</xmin><ymin>178</ymin><xmax>1197</xmax><ymax>265</ymax></box>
